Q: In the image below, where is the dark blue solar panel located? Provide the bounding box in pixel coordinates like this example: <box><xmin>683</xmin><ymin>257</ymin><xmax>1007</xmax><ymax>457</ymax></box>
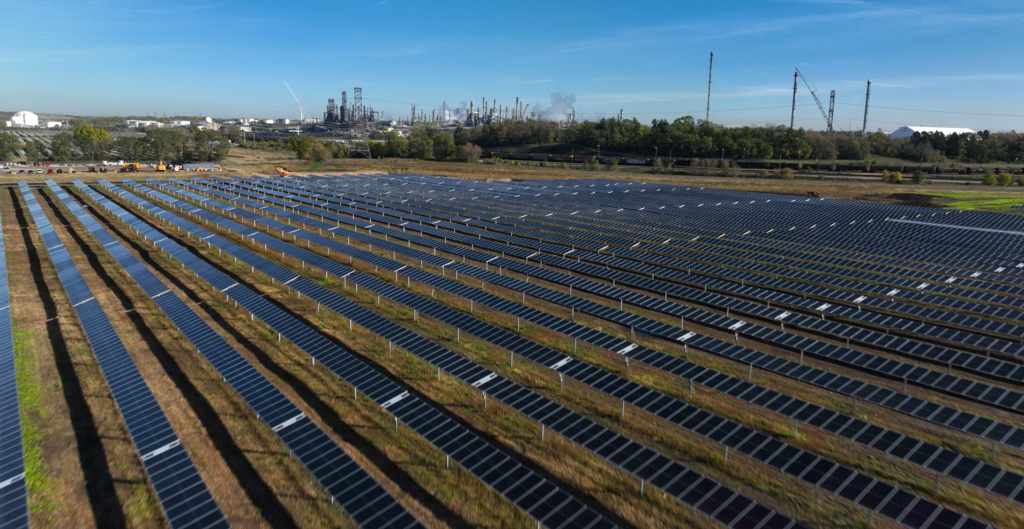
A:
<box><xmin>0</xmin><ymin>196</ymin><xmax>28</xmax><ymax>529</ymax></box>
<box><xmin>148</xmin><ymin>176</ymin><xmax>1002</xmax><ymax>527</ymax></box>
<box><xmin>60</xmin><ymin>180</ymin><xmax>425</xmax><ymax>529</ymax></box>
<box><xmin>91</xmin><ymin>179</ymin><xmax>618</xmax><ymax>529</ymax></box>
<box><xmin>22</xmin><ymin>180</ymin><xmax>228</xmax><ymax>529</ymax></box>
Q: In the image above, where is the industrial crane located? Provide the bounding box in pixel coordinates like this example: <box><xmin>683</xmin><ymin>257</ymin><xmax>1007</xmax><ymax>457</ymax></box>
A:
<box><xmin>795</xmin><ymin>68</ymin><xmax>836</xmax><ymax>162</ymax></box>
<box><xmin>282</xmin><ymin>80</ymin><xmax>307</xmax><ymax>123</ymax></box>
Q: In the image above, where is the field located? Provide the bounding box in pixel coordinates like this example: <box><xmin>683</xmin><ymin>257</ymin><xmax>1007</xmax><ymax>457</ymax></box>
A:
<box><xmin>3</xmin><ymin>166</ymin><xmax>1024</xmax><ymax>529</ymax></box>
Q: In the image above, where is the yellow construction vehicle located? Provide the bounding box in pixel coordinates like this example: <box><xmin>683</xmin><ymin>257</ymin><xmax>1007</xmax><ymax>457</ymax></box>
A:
<box><xmin>121</xmin><ymin>163</ymin><xmax>140</xmax><ymax>172</ymax></box>
<box><xmin>157</xmin><ymin>160</ymin><xmax>166</xmax><ymax>172</ymax></box>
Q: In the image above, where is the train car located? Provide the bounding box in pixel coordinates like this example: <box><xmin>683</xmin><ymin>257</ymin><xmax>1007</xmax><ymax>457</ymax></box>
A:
<box><xmin>624</xmin><ymin>157</ymin><xmax>648</xmax><ymax>166</ymax></box>
<box><xmin>529</xmin><ymin>153</ymin><xmax>549</xmax><ymax>161</ymax></box>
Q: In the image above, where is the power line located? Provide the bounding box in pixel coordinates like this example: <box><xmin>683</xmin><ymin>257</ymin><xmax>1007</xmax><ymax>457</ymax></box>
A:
<box><xmin>836</xmin><ymin>102</ymin><xmax>1024</xmax><ymax>118</ymax></box>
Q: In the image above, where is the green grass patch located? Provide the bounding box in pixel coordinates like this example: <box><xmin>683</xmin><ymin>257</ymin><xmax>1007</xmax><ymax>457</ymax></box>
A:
<box><xmin>14</xmin><ymin>330</ymin><xmax>54</xmax><ymax>513</ymax></box>
<box><xmin>944</xmin><ymin>198</ymin><xmax>1024</xmax><ymax>211</ymax></box>
<box><xmin>307</xmin><ymin>163</ymin><xmax>324</xmax><ymax>171</ymax></box>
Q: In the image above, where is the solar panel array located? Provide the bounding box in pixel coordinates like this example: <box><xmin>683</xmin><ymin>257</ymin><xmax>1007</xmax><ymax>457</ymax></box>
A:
<box><xmin>121</xmin><ymin>178</ymin><xmax>815</xmax><ymax>529</ymax></box>
<box><xmin>251</xmin><ymin>174</ymin><xmax>1024</xmax><ymax>415</ymax></box>
<box><xmin>207</xmin><ymin>174</ymin><xmax>1024</xmax><ymax>516</ymax></box>
<box><xmin>133</xmin><ymin>175</ymin><xmax>1004</xmax><ymax>528</ymax></box>
<box><xmin>97</xmin><ymin>179</ymin><xmax>619</xmax><ymax>529</ymax></box>
<box><xmin>0</xmin><ymin>194</ymin><xmax>29</xmax><ymax>529</ymax></box>
<box><xmin>166</xmin><ymin>176</ymin><xmax>1024</xmax><ymax>507</ymax></box>
<box><xmin>57</xmin><ymin>180</ymin><xmax>425</xmax><ymax>529</ymax></box>
<box><xmin>190</xmin><ymin>175</ymin><xmax>1024</xmax><ymax>459</ymax></box>
<box><xmin>18</xmin><ymin>181</ymin><xmax>229</xmax><ymax>529</ymax></box>
<box><xmin>38</xmin><ymin>170</ymin><xmax>1020</xmax><ymax>528</ymax></box>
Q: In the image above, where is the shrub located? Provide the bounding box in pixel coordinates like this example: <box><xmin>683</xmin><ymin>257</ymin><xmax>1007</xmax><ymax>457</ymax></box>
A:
<box><xmin>780</xmin><ymin>167</ymin><xmax>794</xmax><ymax>179</ymax></box>
<box><xmin>997</xmin><ymin>172</ymin><xmax>1013</xmax><ymax>186</ymax></box>
<box><xmin>912</xmin><ymin>170</ymin><xmax>925</xmax><ymax>184</ymax></box>
<box><xmin>881</xmin><ymin>170</ymin><xmax>902</xmax><ymax>183</ymax></box>
<box><xmin>652</xmin><ymin>158</ymin><xmax>665</xmax><ymax>174</ymax></box>
<box><xmin>605</xmin><ymin>159</ymin><xmax>618</xmax><ymax>172</ymax></box>
<box><xmin>758</xmin><ymin>168</ymin><xmax>770</xmax><ymax>178</ymax></box>
<box><xmin>982</xmin><ymin>170</ymin><xmax>997</xmax><ymax>186</ymax></box>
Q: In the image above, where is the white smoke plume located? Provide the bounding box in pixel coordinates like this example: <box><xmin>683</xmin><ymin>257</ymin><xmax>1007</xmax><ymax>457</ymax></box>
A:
<box><xmin>538</xmin><ymin>91</ymin><xmax>576</xmax><ymax>122</ymax></box>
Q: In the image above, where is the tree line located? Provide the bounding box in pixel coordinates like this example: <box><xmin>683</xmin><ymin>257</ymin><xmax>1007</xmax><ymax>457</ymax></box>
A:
<box><xmin>0</xmin><ymin>125</ymin><xmax>232</xmax><ymax>163</ymax></box>
<box><xmin>455</xmin><ymin>117</ymin><xmax>1024</xmax><ymax>164</ymax></box>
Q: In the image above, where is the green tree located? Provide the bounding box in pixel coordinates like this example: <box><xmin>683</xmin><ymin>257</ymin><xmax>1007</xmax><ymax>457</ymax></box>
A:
<box><xmin>408</xmin><ymin>136</ymin><xmax>433</xmax><ymax>159</ymax></box>
<box><xmin>23</xmin><ymin>141</ymin><xmax>42</xmax><ymax>162</ymax></box>
<box><xmin>146</xmin><ymin>128</ymin><xmax>187</xmax><ymax>161</ymax></box>
<box><xmin>912</xmin><ymin>170</ymin><xmax>926</xmax><ymax>184</ymax></box>
<box><xmin>452</xmin><ymin>126</ymin><xmax>469</xmax><ymax>145</ymax></box>
<box><xmin>997</xmin><ymin>172</ymin><xmax>1013</xmax><ymax>186</ymax></box>
<box><xmin>287</xmin><ymin>135</ymin><xmax>317</xmax><ymax>160</ymax></box>
<box><xmin>605</xmin><ymin>158</ymin><xmax>618</xmax><ymax>172</ymax></box>
<box><xmin>369</xmin><ymin>141</ymin><xmax>386</xmax><ymax>159</ymax></box>
<box><xmin>191</xmin><ymin>129</ymin><xmax>230</xmax><ymax>161</ymax></box>
<box><xmin>114</xmin><ymin>136</ymin><xmax>144</xmax><ymax>160</ymax></box>
<box><xmin>0</xmin><ymin>132</ymin><xmax>18</xmax><ymax>162</ymax></box>
<box><xmin>383</xmin><ymin>132</ymin><xmax>408</xmax><ymax>157</ymax></box>
<box><xmin>72</xmin><ymin>124</ymin><xmax>110</xmax><ymax>159</ymax></box>
<box><xmin>224</xmin><ymin>126</ymin><xmax>243</xmax><ymax>144</ymax></box>
<box><xmin>49</xmin><ymin>133</ymin><xmax>74</xmax><ymax>161</ymax></box>
<box><xmin>651</xmin><ymin>157</ymin><xmax>665</xmax><ymax>173</ymax></box>
<box><xmin>458</xmin><ymin>142</ymin><xmax>482</xmax><ymax>162</ymax></box>
<box><xmin>309</xmin><ymin>141</ymin><xmax>327</xmax><ymax>162</ymax></box>
<box><xmin>433</xmin><ymin>133</ymin><xmax>457</xmax><ymax>161</ymax></box>
<box><xmin>982</xmin><ymin>170</ymin><xmax>997</xmax><ymax>185</ymax></box>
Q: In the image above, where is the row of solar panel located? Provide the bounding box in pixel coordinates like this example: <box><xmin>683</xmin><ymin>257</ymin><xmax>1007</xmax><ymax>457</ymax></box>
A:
<box><xmin>132</xmin><ymin>179</ymin><xmax>813</xmax><ymax>529</ymax></box>
<box><xmin>62</xmin><ymin>180</ymin><xmax>426</xmax><ymax>529</ymax></box>
<box><xmin>105</xmin><ymin>180</ymin><xmax>620</xmax><ymax>529</ymax></box>
<box><xmin>152</xmin><ymin>178</ymin><xmax>1002</xmax><ymax>527</ymax></box>
<box><xmin>303</xmin><ymin>174</ymin><xmax>1024</xmax><ymax>337</ymax></box>
<box><xmin>0</xmin><ymin>198</ymin><xmax>29</xmax><ymax>529</ymax></box>
<box><xmin>181</xmin><ymin>176</ymin><xmax>1024</xmax><ymax>508</ymax></box>
<box><xmin>190</xmin><ymin>176</ymin><xmax>1024</xmax><ymax>455</ymax></box>
<box><xmin>18</xmin><ymin>181</ymin><xmax>229</xmax><ymax>529</ymax></box>
<box><xmin>282</xmin><ymin>172</ymin><xmax>1024</xmax><ymax>270</ymax></box>
<box><xmin>251</xmin><ymin>175</ymin><xmax>1024</xmax><ymax>365</ymax></box>
<box><xmin>320</xmin><ymin>174</ymin><xmax>1024</xmax><ymax>325</ymax></box>
<box><xmin>208</xmin><ymin>176</ymin><xmax>1024</xmax><ymax>419</ymax></box>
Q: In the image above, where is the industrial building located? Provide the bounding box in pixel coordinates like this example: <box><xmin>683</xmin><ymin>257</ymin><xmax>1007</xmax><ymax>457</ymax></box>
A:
<box><xmin>9</xmin><ymin>111</ymin><xmax>39</xmax><ymax>127</ymax></box>
<box><xmin>890</xmin><ymin>125</ymin><xmax>976</xmax><ymax>139</ymax></box>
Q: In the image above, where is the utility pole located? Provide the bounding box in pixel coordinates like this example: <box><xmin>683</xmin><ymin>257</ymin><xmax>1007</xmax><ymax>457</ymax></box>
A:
<box><xmin>790</xmin><ymin>71</ymin><xmax>798</xmax><ymax>129</ymax></box>
<box><xmin>706</xmin><ymin>51</ymin><xmax>714</xmax><ymax>123</ymax></box>
<box><xmin>862</xmin><ymin>80</ymin><xmax>871</xmax><ymax>136</ymax></box>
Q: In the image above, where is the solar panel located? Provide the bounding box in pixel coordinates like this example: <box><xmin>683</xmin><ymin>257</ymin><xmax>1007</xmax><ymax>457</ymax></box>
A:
<box><xmin>93</xmin><ymin>180</ymin><xmax>618</xmax><ymax>529</ymax></box>
<box><xmin>58</xmin><ymin>180</ymin><xmax>425</xmax><ymax>529</ymax></box>
<box><xmin>146</xmin><ymin>178</ymin><xmax>999</xmax><ymax>524</ymax></box>
<box><xmin>19</xmin><ymin>181</ymin><xmax>228</xmax><ymax>529</ymax></box>
<box><xmin>0</xmin><ymin>194</ymin><xmax>28</xmax><ymax>529</ymax></box>
<box><xmin>207</xmin><ymin>175</ymin><xmax>1024</xmax><ymax>454</ymax></box>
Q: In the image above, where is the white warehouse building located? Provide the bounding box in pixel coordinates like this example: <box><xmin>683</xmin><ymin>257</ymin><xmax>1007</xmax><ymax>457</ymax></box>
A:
<box><xmin>9</xmin><ymin>111</ymin><xmax>39</xmax><ymax>127</ymax></box>
<box><xmin>890</xmin><ymin>126</ymin><xmax>976</xmax><ymax>139</ymax></box>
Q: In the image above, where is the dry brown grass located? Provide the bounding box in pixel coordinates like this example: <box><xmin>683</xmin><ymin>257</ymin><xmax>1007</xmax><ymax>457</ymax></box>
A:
<box><xmin>71</xmin><ymin>186</ymin><xmax>567</xmax><ymax>528</ymax></box>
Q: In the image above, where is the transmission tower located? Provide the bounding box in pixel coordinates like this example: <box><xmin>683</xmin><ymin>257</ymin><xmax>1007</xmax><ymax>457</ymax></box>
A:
<box><xmin>347</xmin><ymin>87</ymin><xmax>372</xmax><ymax>158</ymax></box>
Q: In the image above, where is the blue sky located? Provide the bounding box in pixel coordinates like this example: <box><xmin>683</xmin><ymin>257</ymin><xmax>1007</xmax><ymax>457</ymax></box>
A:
<box><xmin>3</xmin><ymin>0</ymin><xmax>1023</xmax><ymax>131</ymax></box>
